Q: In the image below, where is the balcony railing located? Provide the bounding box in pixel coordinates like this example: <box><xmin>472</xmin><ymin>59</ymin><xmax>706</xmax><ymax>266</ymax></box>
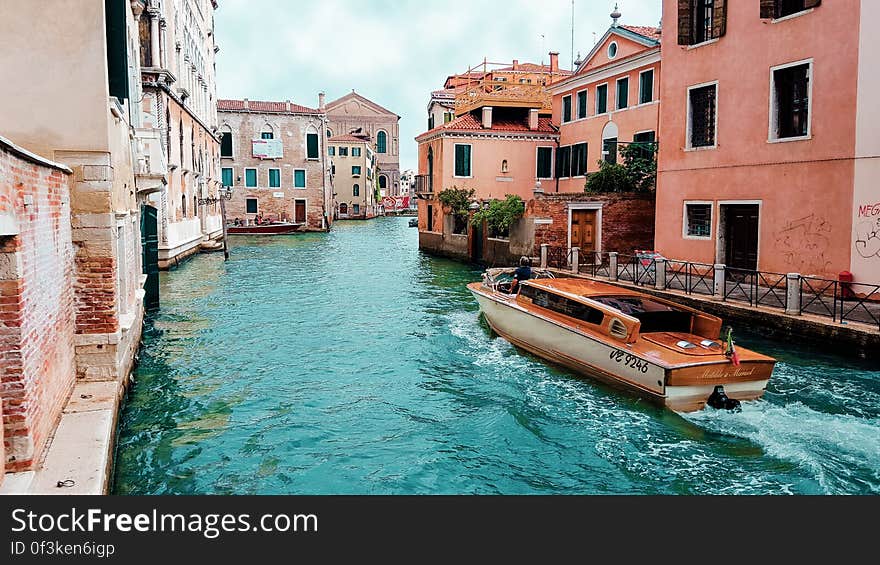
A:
<box><xmin>413</xmin><ymin>174</ymin><xmax>432</xmax><ymax>195</ymax></box>
<box><xmin>454</xmin><ymin>81</ymin><xmax>552</xmax><ymax>115</ymax></box>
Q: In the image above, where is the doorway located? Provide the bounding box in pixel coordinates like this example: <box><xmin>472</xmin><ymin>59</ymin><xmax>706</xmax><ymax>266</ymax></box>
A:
<box><xmin>294</xmin><ymin>199</ymin><xmax>307</xmax><ymax>224</ymax></box>
<box><xmin>570</xmin><ymin>209</ymin><xmax>597</xmax><ymax>255</ymax></box>
<box><xmin>140</xmin><ymin>204</ymin><xmax>159</xmax><ymax>311</ymax></box>
<box><xmin>720</xmin><ymin>204</ymin><xmax>759</xmax><ymax>270</ymax></box>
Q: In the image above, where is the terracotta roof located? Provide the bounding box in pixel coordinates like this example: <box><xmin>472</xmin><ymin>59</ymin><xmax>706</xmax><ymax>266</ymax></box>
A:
<box><xmin>217</xmin><ymin>99</ymin><xmax>321</xmax><ymax>114</ymax></box>
<box><xmin>328</xmin><ymin>134</ymin><xmax>370</xmax><ymax>143</ymax></box>
<box><xmin>620</xmin><ymin>25</ymin><xmax>661</xmax><ymax>41</ymax></box>
<box><xmin>494</xmin><ymin>62</ymin><xmax>573</xmax><ymax>75</ymax></box>
<box><xmin>418</xmin><ymin>113</ymin><xmax>558</xmax><ymax>138</ymax></box>
<box><xmin>431</xmin><ymin>88</ymin><xmax>458</xmax><ymax>99</ymax></box>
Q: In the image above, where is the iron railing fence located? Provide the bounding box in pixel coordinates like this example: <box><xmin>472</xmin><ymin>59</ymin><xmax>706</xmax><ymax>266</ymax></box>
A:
<box><xmin>839</xmin><ymin>281</ymin><xmax>880</xmax><ymax>330</ymax></box>
<box><xmin>723</xmin><ymin>268</ymin><xmax>788</xmax><ymax>310</ymax></box>
<box><xmin>800</xmin><ymin>276</ymin><xmax>838</xmax><ymax>322</ymax></box>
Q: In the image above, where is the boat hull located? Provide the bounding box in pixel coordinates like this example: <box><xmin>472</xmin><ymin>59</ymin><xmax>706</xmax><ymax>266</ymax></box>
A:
<box><xmin>469</xmin><ymin>285</ymin><xmax>771</xmax><ymax>412</ymax></box>
<box><xmin>227</xmin><ymin>223</ymin><xmax>301</xmax><ymax>235</ymax></box>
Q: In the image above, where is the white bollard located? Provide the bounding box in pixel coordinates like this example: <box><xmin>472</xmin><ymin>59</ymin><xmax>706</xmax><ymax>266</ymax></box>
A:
<box><xmin>714</xmin><ymin>264</ymin><xmax>726</xmax><ymax>298</ymax></box>
<box><xmin>540</xmin><ymin>244</ymin><xmax>548</xmax><ymax>269</ymax></box>
<box><xmin>609</xmin><ymin>252</ymin><xmax>618</xmax><ymax>282</ymax></box>
<box><xmin>571</xmin><ymin>247</ymin><xmax>579</xmax><ymax>274</ymax></box>
<box><xmin>655</xmin><ymin>258</ymin><xmax>666</xmax><ymax>290</ymax></box>
<box><xmin>786</xmin><ymin>273</ymin><xmax>801</xmax><ymax>315</ymax></box>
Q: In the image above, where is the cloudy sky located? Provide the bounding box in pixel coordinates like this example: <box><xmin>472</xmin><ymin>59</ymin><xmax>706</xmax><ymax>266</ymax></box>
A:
<box><xmin>214</xmin><ymin>0</ymin><xmax>662</xmax><ymax>171</ymax></box>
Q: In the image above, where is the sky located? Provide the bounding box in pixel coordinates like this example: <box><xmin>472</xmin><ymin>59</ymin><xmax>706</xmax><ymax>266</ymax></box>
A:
<box><xmin>214</xmin><ymin>0</ymin><xmax>663</xmax><ymax>171</ymax></box>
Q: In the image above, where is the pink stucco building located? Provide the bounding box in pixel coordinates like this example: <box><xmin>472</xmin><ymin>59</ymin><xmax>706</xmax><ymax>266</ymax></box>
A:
<box><xmin>656</xmin><ymin>0</ymin><xmax>879</xmax><ymax>284</ymax></box>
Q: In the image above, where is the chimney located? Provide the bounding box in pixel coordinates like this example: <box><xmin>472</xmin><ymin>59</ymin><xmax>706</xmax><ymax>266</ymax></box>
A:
<box><xmin>243</xmin><ymin>98</ymin><xmax>249</xmax><ymax>110</ymax></box>
<box><xmin>482</xmin><ymin>106</ymin><xmax>493</xmax><ymax>129</ymax></box>
<box><xmin>549</xmin><ymin>52</ymin><xmax>559</xmax><ymax>73</ymax></box>
<box><xmin>285</xmin><ymin>99</ymin><xmax>291</xmax><ymax>112</ymax></box>
<box><xmin>318</xmin><ymin>91</ymin><xmax>326</xmax><ymax>111</ymax></box>
<box><xmin>529</xmin><ymin>109</ymin><xmax>539</xmax><ymax>131</ymax></box>
<box><xmin>512</xmin><ymin>59</ymin><xmax>519</xmax><ymax>70</ymax></box>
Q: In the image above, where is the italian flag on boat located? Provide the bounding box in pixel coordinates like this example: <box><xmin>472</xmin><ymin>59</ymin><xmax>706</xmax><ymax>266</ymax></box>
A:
<box><xmin>725</xmin><ymin>328</ymin><xmax>740</xmax><ymax>366</ymax></box>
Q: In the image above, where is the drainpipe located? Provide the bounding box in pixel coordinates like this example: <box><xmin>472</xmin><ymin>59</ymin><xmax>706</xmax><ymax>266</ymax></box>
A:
<box><xmin>319</xmin><ymin>107</ymin><xmax>330</xmax><ymax>230</ymax></box>
<box><xmin>554</xmin><ymin>136</ymin><xmax>560</xmax><ymax>193</ymax></box>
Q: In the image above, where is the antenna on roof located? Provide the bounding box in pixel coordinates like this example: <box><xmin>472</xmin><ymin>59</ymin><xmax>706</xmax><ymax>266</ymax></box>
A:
<box><xmin>541</xmin><ymin>34</ymin><xmax>545</xmax><ymax>65</ymax></box>
<box><xmin>570</xmin><ymin>0</ymin><xmax>575</xmax><ymax>70</ymax></box>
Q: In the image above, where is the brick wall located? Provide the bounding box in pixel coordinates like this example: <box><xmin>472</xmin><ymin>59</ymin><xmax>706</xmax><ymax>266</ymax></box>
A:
<box><xmin>530</xmin><ymin>192</ymin><xmax>656</xmax><ymax>254</ymax></box>
<box><xmin>0</xmin><ymin>138</ymin><xmax>76</xmax><ymax>472</ymax></box>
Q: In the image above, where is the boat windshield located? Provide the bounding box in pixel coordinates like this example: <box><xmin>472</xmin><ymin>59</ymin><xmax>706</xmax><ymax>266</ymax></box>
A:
<box><xmin>590</xmin><ymin>296</ymin><xmax>692</xmax><ymax>333</ymax></box>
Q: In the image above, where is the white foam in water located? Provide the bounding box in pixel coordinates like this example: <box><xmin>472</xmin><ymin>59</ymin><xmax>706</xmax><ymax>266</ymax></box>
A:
<box><xmin>686</xmin><ymin>400</ymin><xmax>880</xmax><ymax>494</ymax></box>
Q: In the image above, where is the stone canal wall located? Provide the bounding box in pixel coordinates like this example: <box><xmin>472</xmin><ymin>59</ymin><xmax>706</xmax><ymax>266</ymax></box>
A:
<box><xmin>0</xmin><ymin>136</ymin><xmax>76</xmax><ymax>473</ymax></box>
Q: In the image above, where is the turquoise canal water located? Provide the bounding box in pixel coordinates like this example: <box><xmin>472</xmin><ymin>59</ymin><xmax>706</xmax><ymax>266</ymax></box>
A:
<box><xmin>112</xmin><ymin>217</ymin><xmax>880</xmax><ymax>495</ymax></box>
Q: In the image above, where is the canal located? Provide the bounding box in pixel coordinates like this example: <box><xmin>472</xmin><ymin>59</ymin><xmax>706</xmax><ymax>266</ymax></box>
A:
<box><xmin>112</xmin><ymin>217</ymin><xmax>880</xmax><ymax>495</ymax></box>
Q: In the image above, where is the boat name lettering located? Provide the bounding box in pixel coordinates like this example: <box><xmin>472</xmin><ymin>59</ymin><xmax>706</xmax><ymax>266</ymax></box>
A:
<box><xmin>609</xmin><ymin>350</ymin><xmax>649</xmax><ymax>374</ymax></box>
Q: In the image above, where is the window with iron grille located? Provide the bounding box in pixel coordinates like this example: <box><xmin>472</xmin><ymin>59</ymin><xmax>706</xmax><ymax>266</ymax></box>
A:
<box><xmin>678</xmin><ymin>0</ymin><xmax>727</xmax><ymax>46</ymax></box>
<box><xmin>686</xmin><ymin>203</ymin><xmax>712</xmax><ymax>237</ymax></box>
<box><xmin>772</xmin><ymin>63</ymin><xmax>810</xmax><ymax>140</ymax></box>
<box><xmin>689</xmin><ymin>84</ymin><xmax>717</xmax><ymax>148</ymax></box>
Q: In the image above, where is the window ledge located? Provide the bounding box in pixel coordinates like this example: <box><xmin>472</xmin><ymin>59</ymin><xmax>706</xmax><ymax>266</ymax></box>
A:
<box><xmin>768</xmin><ymin>135</ymin><xmax>812</xmax><ymax>144</ymax></box>
<box><xmin>221</xmin><ymin>155</ymin><xmax>234</xmax><ymax>159</ymax></box>
<box><xmin>453</xmin><ymin>176</ymin><xmax>473</xmax><ymax>179</ymax></box>
<box><xmin>686</xmin><ymin>38</ymin><xmax>720</xmax><ymax>51</ymax></box>
<box><xmin>770</xmin><ymin>9</ymin><xmax>814</xmax><ymax>24</ymax></box>
<box><xmin>683</xmin><ymin>235</ymin><xmax>713</xmax><ymax>241</ymax></box>
<box><xmin>684</xmin><ymin>145</ymin><xmax>717</xmax><ymax>152</ymax></box>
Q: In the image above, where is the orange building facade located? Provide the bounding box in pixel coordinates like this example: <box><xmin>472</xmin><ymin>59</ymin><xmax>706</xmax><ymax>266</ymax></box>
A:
<box><xmin>656</xmin><ymin>0</ymin><xmax>879</xmax><ymax>283</ymax></box>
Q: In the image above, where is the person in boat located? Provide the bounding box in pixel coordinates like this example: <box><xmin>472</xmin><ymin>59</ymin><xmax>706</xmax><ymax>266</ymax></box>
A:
<box><xmin>510</xmin><ymin>256</ymin><xmax>532</xmax><ymax>294</ymax></box>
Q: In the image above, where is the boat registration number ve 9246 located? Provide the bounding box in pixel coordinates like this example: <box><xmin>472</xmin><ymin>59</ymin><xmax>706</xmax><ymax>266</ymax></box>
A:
<box><xmin>609</xmin><ymin>350</ymin><xmax>650</xmax><ymax>373</ymax></box>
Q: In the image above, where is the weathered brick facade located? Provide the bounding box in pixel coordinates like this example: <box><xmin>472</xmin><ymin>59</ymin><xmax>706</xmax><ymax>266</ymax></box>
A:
<box><xmin>0</xmin><ymin>138</ymin><xmax>76</xmax><ymax>473</ymax></box>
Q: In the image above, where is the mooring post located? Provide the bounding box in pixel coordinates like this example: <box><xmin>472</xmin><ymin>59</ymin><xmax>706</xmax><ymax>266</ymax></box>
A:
<box><xmin>786</xmin><ymin>273</ymin><xmax>801</xmax><ymax>315</ymax></box>
<box><xmin>655</xmin><ymin>257</ymin><xmax>666</xmax><ymax>290</ymax></box>
<box><xmin>540</xmin><ymin>244</ymin><xmax>548</xmax><ymax>269</ymax></box>
<box><xmin>609</xmin><ymin>252</ymin><xmax>618</xmax><ymax>281</ymax></box>
<box><xmin>571</xmin><ymin>247</ymin><xmax>579</xmax><ymax>274</ymax></box>
<box><xmin>714</xmin><ymin>264</ymin><xmax>725</xmax><ymax>298</ymax></box>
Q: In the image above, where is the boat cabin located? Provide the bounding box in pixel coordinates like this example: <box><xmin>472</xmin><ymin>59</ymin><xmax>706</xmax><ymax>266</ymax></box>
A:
<box><xmin>515</xmin><ymin>278</ymin><xmax>723</xmax><ymax>349</ymax></box>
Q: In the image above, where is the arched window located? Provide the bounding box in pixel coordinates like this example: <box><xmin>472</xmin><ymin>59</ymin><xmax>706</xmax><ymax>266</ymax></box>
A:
<box><xmin>353</xmin><ymin>184</ymin><xmax>360</xmax><ymax>197</ymax></box>
<box><xmin>326</xmin><ymin>128</ymin><xmax>333</xmax><ymax>138</ymax></box>
<box><xmin>427</xmin><ymin>147</ymin><xmax>434</xmax><ymax>192</ymax></box>
<box><xmin>220</xmin><ymin>124</ymin><xmax>233</xmax><ymax>158</ymax></box>
<box><xmin>181</xmin><ymin>194</ymin><xmax>187</xmax><ymax>217</ymax></box>
<box><xmin>376</xmin><ymin>130</ymin><xmax>387</xmax><ymax>154</ymax></box>
<box><xmin>260</xmin><ymin>124</ymin><xmax>274</xmax><ymax>140</ymax></box>
<box><xmin>193</xmin><ymin>195</ymin><xmax>198</xmax><ymax>217</ymax></box>
<box><xmin>501</xmin><ymin>159</ymin><xmax>509</xmax><ymax>174</ymax></box>
<box><xmin>378</xmin><ymin>175</ymin><xmax>387</xmax><ymax>190</ymax></box>
<box><xmin>339</xmin><ymin>203</ymin><xmax>348</xmax><ymax>214</ymax></box>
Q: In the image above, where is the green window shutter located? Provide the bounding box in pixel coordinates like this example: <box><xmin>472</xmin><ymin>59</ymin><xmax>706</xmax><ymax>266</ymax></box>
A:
<box><xmin>562</xmin><ymin>96</ymin><xmax>572</xmax><ymax>122</ymax></box>
<box><xmin>222</xmin><ymin>168</ymin><xmax>233</xmax><ymax>187</ymax></box>
<box><xmin>537</xmin><ymin>147</ymin><xmax>553</xmax><ymax>178</ymax></box>
<box><xmin>617</xmin><ymin>78</ymin><xmax>629</xmax><ymax>109</ymax></box>
<box><xmin>677</xmin><ymin>0</ymin><xmax>692</xmax><ymax>45</ymax></box>
<box><xmin>377</xmin><ymin>131</ymin><xmax>387</xmax><ymax>153</ymax></box>
<box><xmin>640</xmin><ymin>71</ymin><xmax>654</xmax><ymax>104</ymax></box>
<box><xmin>306</xmin><ymin>133</ymin><xmax>319</xmax><ymax>159</ymax></box>
<box><xmin>246</xmin><ymin>199</ymin><xmax>258</xmax><ymax>214</ymax></box>
<box><xmin>245</xmin><ymin>169</ymin><xmax>257</xmax><ymax>187</ymax></box>
<box><xmin>294</xmin><ymin>170</ymin><xmax>306</xmax><ymax>188</ymax></box>
<box><xmin>577</xmin><ymin>91</ymin><xmax>587</xmax><ymax>119</ymax></box>
<box><xmin>455</xmin><ymin>145</ymin><xmax>471</xmax><ymax>177</ymax></box>
<box><xmin>220</xmin><ymin>133</ymin><xmax>233</xmax><ymax>157</ymax></box>
<box><xmin>261</xmin><ymin>132</ymin><xmax>273</xmax><ymax>140</ymax></box>
<box><xmin>269</xmin><ymin>169</ymin><xmax>280</xmax><ymax>188</ymax></box>
<box><xmin>105</xmin><ymin>0</ymin><xmax>129</xmax><ymax>101</ymax></box>
<box><xmin>597</xmin><ymin>85</ymin><xmax>608</xmax><ymax>114</ymax></box>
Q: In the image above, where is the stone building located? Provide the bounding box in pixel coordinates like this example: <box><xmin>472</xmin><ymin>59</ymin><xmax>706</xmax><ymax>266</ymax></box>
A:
<box><xmin>330</xmin><ymin>134</ymin><xmax>378</xmax><ymax>220</ymax></box>
<box><xmin>325</xmin><ymin>91</ymin><xmax>401</xmax><ymax>197</ymax></box>
<box><xmin>0</xmin><ymin>0</ymin><xmax>147</xmax><ymax>473</ymax></box>
<box><xmin>137</xmin><ymin>0</ymin><xmax>224</xmax><ymax>269</ymax></box>
<box><xmin>218</xmin><ymin>98</ymin><xmax>332</xmax><ymax>230</ymax></box>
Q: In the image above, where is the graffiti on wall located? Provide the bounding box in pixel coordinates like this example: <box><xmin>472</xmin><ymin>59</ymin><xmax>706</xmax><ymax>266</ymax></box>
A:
<box><xmin>775</xmin><ymin>214</ymin><xmax>832</xmax><ymax>274</ymax></box>
<box><xmin>855</xmin><ymin>201</ymin><xmax>880</xmax><ymax>260</ymax></box>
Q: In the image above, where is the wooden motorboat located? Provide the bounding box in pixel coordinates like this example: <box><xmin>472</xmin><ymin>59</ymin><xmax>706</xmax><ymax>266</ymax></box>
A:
<box><xmin>468</xmin><ymin>271</ymin><xmax>776</xmax><ymax>412</ymax></box>
<box><xmin>226</xmin><ymin>222</ymin><xmax>301</xmax><ymax>235</ymax></box>
<box><xmin>408</xmin><ymin>218</ymin><xmax>418</xmax><ymax>228</ymax></box>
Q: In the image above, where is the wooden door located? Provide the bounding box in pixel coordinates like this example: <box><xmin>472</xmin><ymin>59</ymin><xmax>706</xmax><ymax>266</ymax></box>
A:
<box><xmin>724</xmin><ymin>205</ymin><xmax>759</xmax><ymax>270</ymax></box>
<box><xmin>571</xmin><ymin>210</ymin><xmax>597</xmax><ymax>255</ymax></box>
<box><xmin>294</xmin><ymin>199</ymin><xmax>307</xmax><ymax>224</ymax></box>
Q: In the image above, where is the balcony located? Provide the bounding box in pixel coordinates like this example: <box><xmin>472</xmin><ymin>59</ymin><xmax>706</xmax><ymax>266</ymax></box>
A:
<box><xmin>455</xmin><ymin>80</ymin><xmax>552</xmax><ymax>116</ymax></box>
<box><xmin>413</xmin><ymin>174</ymin><xmax>433</xmax><ymax>198</ymax></box>
<box><xmin>134</xmin><ymin>127</ymin><xmax>168</xmax><ymax>195</ymax></box>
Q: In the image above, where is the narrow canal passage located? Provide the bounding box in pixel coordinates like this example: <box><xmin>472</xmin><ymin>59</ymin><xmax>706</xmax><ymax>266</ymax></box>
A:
<box><xmin>113</xmin><ymin>217</ymin><xmax>880</xmax><ymax>495</ymax></box>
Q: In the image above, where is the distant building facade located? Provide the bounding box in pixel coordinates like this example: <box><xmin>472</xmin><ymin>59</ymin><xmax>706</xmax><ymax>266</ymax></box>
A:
<box><xmin>217</xmin><ymin>98</ymin><xmax>332</xmax><ymax>230</ymax></box>
<box><xmin>325</xmin><ymin>91</ymin><xmax>401</xmax><ymax>197</ymax></box>
<box><xmin>137</xmin><ymin>0</ymin><xmax>224</xmax><ymax>269</ymax></box>
<box><xmin>330</xmin><ymin>134</ymin><xmax>378</xmax><ymax>220</ymax></box>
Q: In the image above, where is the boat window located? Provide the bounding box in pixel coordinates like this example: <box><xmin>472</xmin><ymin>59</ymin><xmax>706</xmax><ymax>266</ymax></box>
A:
<box><xmin>676</xmin><ymin>340</ymin><xmax>697</xmax><ymax>349</ymax></box>
<box><xmin>521</xmin><ymin>286</ymin><xmax>605</xmax><ymax>326</ymax></box>
<box><xmin>700</xmin><ymin>339</ymin><xmax>721</xmax><ymax>349</ymax></box>
<box><xmin>591</xmin><ymin>296</ymin><xmax>692</xmax><ymax>333</ymax></box>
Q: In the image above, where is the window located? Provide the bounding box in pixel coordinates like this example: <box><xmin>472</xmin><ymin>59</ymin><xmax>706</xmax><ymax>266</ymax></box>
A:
<box><xmin>377</xmin><ymin>131</ymin><xmax>387</xmax><ymax>153</ymax></box>
<box><xmin>427</xmin><ymin>204</ymin><xmax>434</xmax><ymax>231</ymax></box>
<box><xmin>306</xmin><ymin>132</ymin><xmax>319</xmax><ymax>159</ymax></box>
<box><xmin>326</xmin><ymin>129</ymin><xmax>332</xmax><ymax>138</ymax></box>
<box><xmin>328</xmin><ymin>146</ymin><xmax>335</xmax><ymax>156</ymax></box>
<box><xmin>520</xmin><ymin>286</ymin><xmax>605</xmax><ymax>326</ymax></box>
<box><xmin>221</xmin><ymin>167</ymin><xmax>233</xmax><ymax>187</ymax></box>
<box><xmin>571</xmin><ymin>143</ymin><xmax>588</xmax><ymax>177</ymax></box>
<box><xmin>633</xmin><ymin>131</ymin><xmax>656</xmax><ymax>160</ymax></box>
<box><xmin>444</xmin><ymin>112</ymin><xmax>454</xmax><ymax>123</ymax></box>
<box><xmin>556</xmin><ymin>145</ymin><xmax>572</xmax><ymax>179</ymax></box>
<box><xmin>562</xmin><ymin>95</ymin><xmax>572</xmax><ymax>123</ymax></box>
<box><xmin>338</xmin><ymin>147</ymin><xmax>348</xmax><ymax>157</ymax></box>
<box><xmin>379</xmin><ymin>175</ymin><xmax>387</xmax><ymax>189</ymax></box>
<box><xmin>220</xmin><ymin>132</ymin><xmax>233</xmax><ymax>157</ymax></box>
<box><xmin>617</xmin><ymin>78</ymin><xmax>629</xmax><ymax>110</ymax></box>
<box><xmin>268</xmin><ymin>168</ymin><xmax>281</xmax><ymax>188</ymax></box>
<box><xmin>640</xmin><ymin>70</ymin><xmax>655</xmax><ymax>104</ymax></box>
<box><xmin>352</xmin><ymin>166</ymin><xmax>362</xmax><ymax>176</ymax></box>
<box><xmin>454</xmin><ymin>144</ymin><xmax>471</xmax><ymax>177</ymax></box>
<box><xmin>352</xmin><ymin>147</ymin><xmax>362</xmax><ymax>157</ymax></box>
<box><xmin>685</xmin><ymin>203</ymin><xmax>712</xmax><ymax>238</ymax></box>
<box><xmin>607</xmin><ymin>41</ymin><xmax>618</xmax><ymax>59</ymax></box>
<box><xmin>353</xmin><ymin>204</ymin><xmax>360</xmax><ymax>214</ymax></box>
<box><xmin>261</xmin><ymin>131</ymin><xmax>274</xmax><ymax>140</ymax></box>
<box><xmin>353</xmin><ymin>184</ymin><xmax>360</xmax><ymax>196</ymax></box>
<box><xmin>537</xmin><ymin>147</ymin><xmax>553</xmax><ymax>179</ymax></box>
<box><xmin>245</xmin><ymin>168</ymin><xmax>257</xmax><ymax>187</ymax></box>
<box><xmin>294</xmin><ymin>169</ymin><xmax>306</xmax><ymax>188</ymax></box>
<box><xmin>181</xmin><ymin>194</ymin><xmax>187</xmax><ymax>217</ymax></box>
<box><xmin>771</xmin><ymin>62</ymin><xmax>811</xmax><ymax>140</ymax></box>
<box><xmin>246</xmin><ymin>198</ymin><xmax>258</xmax><ymax>214</ymax></box>
<box><xmin>688</xmin><ymin>83</ymin><xmax>717</xmax><ymax>148</ymax></box>
<box><xmin>762</xmin><ymin>0</ymin><xmax>820</xmax><ymax>20</ymax></box>
<box><xmin>596</xmin><ymin>84</ymin><xmax>608</xmax><ymax>115</ymax></box>
<box><xmin>677</xmin><ymin>0</ymin><xmax>727</xmax><ymax>46</ymax></box>
<box><xmin>576</xmin><ymin>91</ymin><xmax>588</xmax><ymax>120</ymax></box>
<box><xmin>603</xmin><ymin>138</ymin><xmax>618</xmax><ymax>164</ymax></box>
<box><xmin>428</xmin><ymin>115</ymin><xmax>435</xmax><ymax>130</ymax></box>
